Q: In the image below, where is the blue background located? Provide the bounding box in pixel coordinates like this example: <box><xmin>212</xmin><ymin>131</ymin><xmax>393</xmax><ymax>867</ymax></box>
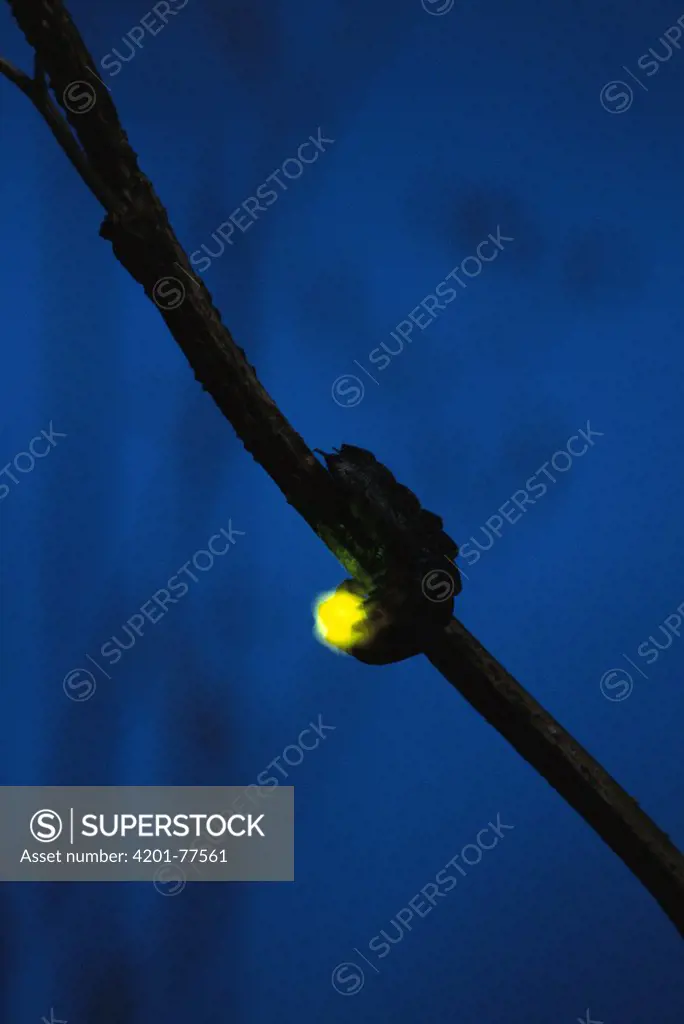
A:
<box><xmin>1</xmin><ymin>0</ymin><xmax>684</xmax><ymax>1021</ymax></box>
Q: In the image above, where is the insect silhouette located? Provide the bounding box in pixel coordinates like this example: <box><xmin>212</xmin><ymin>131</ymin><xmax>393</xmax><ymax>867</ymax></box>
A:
<box><xmin>315</xmin><ymin>444</ymin><xmax>461</xmax><ymax>664</ymax></box>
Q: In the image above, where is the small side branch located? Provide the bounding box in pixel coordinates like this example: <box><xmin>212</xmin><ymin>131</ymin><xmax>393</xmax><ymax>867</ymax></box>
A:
<box><xmin>0</xmin><ymin>55</ymin><xmax>115</xmax><ymax>209</ymax></box>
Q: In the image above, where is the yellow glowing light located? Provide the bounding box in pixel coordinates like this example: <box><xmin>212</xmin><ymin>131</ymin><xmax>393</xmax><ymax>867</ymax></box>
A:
<box><xmin>313</xmin><ymin>588</ymin><xmax>369</xmax><ymax>652</ymax></box>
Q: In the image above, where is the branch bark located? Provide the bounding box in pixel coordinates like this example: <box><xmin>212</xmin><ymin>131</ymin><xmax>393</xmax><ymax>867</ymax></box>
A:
<box><xmin>3</xmin><ymin>0</ymin><xmax>683</xmax><ymax>939</ymax></box>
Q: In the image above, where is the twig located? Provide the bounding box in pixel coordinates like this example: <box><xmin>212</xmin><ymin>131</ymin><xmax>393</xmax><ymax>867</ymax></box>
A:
<box><xmin>3</xmin><ymin>0</ymin><xmax>684</xmax><ymax>938</ymax></box>
<box><xmin>0</xmin><ymin>55</ymin><xmax>114</xmax><ymax>209</ymax></box>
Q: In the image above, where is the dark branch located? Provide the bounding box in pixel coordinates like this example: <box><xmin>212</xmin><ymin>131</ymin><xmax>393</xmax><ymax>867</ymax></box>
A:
<box><xmin>3</xmin><ymin>0</ymin><xmax>684</xmax><ymax>939</ymax></box>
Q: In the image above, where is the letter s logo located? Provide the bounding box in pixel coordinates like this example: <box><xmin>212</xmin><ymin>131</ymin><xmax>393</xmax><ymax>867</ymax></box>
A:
<box><xmin>30</xmin><ymin>809</ymin><xmax>63</xmax><ymax>842</ymax></box>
